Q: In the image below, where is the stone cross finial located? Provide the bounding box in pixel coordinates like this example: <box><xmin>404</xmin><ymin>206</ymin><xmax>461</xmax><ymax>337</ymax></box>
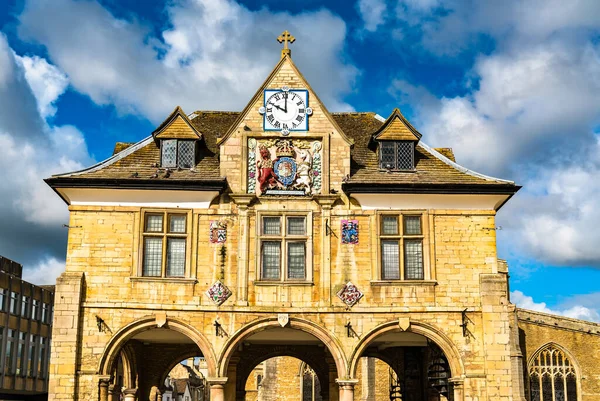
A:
<box><xmin>277</xmin><ymin>30</ymin><xmax>295</xmax><ymax>58</ymax></box>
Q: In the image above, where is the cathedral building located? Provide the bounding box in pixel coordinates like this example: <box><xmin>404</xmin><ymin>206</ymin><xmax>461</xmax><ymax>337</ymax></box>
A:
<box><xmin>45</xmin><ymin>33</ymin><xmax>600</xmax><ymax>401</ymax></box>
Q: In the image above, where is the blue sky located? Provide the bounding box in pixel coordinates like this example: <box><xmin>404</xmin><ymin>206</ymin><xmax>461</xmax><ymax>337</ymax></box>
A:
<box><xmin>0</xmin><ymin>0</ymin><xmax>599</xmax><ymax>320</ymax></box>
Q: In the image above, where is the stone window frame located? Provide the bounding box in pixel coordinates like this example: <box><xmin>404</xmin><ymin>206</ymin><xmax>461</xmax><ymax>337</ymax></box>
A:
<box><xmin>137</xmin><ymin>209</ymin><xmax>193</xmax><ymax>279</ymax></box>
<box><xmin>255</xmin><ymin>211</ymin><xmax>314</xmax><ymax>283</ymax></box>
<box><xmin>528</xmin><ymin>343</ymin><xmax>581</xmax><ymax>401</ymax></box>
<box><xmin>374</xmin><ymin>211</ymin><xmax>433</xmax><ymax>282</ymax></box>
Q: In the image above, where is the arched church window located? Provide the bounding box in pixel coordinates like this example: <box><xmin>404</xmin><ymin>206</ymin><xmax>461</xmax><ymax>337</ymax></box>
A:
<box><xmin>529</xmin><ymin>344</ymin><xmax>578</xmax><ymax>401</ymax></box>
<box><xmin>300</xmin><ymin>362</ymin><xmax>321</xmax><ymax>401</ymax></box>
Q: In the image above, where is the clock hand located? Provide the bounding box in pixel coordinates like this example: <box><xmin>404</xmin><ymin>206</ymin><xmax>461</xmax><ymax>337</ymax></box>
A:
<box><xmin>284</xmin><ymin>94</ymin><xmax>288</xmax><ymax>113</ymax></box>
<box><xmin>269</xmin><ymin>102</ymin><xmax>285</xmax><ymax>112</ymax></box>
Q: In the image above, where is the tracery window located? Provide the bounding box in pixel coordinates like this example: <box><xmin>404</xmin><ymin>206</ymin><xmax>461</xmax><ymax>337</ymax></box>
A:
<box><xmin>529</xmin><ymin>344</ymin><xmax>578</xmax><ymax>401</ymax></box>
<box><xmin>300</xmin><ymin>363</ymin><xmax>322</xmax><ymax>401</ymax></box>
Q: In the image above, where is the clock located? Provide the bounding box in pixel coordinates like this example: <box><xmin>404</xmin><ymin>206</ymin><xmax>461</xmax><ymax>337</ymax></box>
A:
<box><xmin>260</xmin><ymin>87</ymin><xmax>312</xmax><ymax>134</ymax></box>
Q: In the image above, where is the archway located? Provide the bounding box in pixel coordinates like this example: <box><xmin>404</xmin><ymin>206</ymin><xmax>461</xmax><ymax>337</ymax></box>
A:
<box><xmin>350</xmin><ymin>321</ymin><xmax>464</xmax><ymax>401</ymax></box>
<box><xmin>98</xmin><ymin>317</ymin><xmax>217</xmax><ymax>401</ymax></box>
<box><xmin>218</xmin><ymin>317</ymin><xmax>347</xmax><ymax>401</ymax></box>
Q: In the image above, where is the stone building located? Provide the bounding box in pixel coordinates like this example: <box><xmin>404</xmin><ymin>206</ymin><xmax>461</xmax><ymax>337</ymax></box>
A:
<box><xmin>0</xmin><ymin>256</ymin><xmax>54</xmax><ymax>399</ymax></box>
<box><xmin>44</xmin><ymin>33</ymin><xmax>600</xmax><ymax>401</ymax></box>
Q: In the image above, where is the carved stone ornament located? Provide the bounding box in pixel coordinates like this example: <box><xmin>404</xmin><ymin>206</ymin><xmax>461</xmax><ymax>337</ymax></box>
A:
<box><xmin>248</xmin><ymin>138</ymin><xmax>322</xmax><ymax>196</ymax></box>
<box><xmin>341</xmin><ymin>220</ymin><xmax>359</xmax><ymax>244</ymax></box>
<box><xmin>278</xmin><ymin>313</ymin><xmax>289</xmax><ymax>327</ymax></box>
<box><xmin>209</xmin><ymin>220</ymin><xmax>227</xmax><ymax>244</ymax></box>
<box><xmin>155</xmin><ymin>312</ymin><xmax>167</xmax><ymax>328</ymax></box>
<box><xmin>206</xmin><ymin>280</ymin><xmax>232</xmax><ymax>306</ymax></box>
<box><xmin>336</xmin><ymin>281</ymin><xmax>364</xmax><ymax>307</ymax></box>
<box><xmin>399</xmin><ymin>317</ymin><xmax>410</xmax><ymax>331</ymax></box>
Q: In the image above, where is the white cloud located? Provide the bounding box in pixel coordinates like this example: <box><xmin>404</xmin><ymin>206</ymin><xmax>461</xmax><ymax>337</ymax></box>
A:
<box><xmin>14</xmin><ymin>54</ymin><xmax>69</xmax><ymax>118</ymax></box>
<box><xmin>0</xmin><ymin>33</ymin><xmax>93</xmax><ymax>285</ymax></box>
<box><xmin>357</xmin><ymin>0</ymin><xmax>387</xmax><ymax>32</ymax></box>
<box><xmin>22</xmin><ymin>257</ymin><xmax>66</xmax><ymax>285</ymax></box>
<box><xmin>387</xmin><ymin>1</ymin><xmax>600</xmax><ymax>267</ymax></box>
<box><xmin>18</xmin><ymin>0</ymin><xmax>358</xmax><ymax>123</ymax></box>
<box><xmin>511</xmin><ymin>291</ymin><xmax>600</xmax><ymax>322</ymax></box>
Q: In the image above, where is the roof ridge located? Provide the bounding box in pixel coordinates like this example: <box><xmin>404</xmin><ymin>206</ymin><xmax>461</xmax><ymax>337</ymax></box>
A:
<box><xmin>419</xmin><ymin>142</ymin><xmax>514</xmax><ymax>184</ymax></box>
<box><xmin>50</xmin><ymin>135</ymin><xmax>154</xmax><ymax>178</ymax></box>
<box><xmin>191</xmin><ymin>110</ymin><xmax>240</xmax><ymax>115</ymax></box>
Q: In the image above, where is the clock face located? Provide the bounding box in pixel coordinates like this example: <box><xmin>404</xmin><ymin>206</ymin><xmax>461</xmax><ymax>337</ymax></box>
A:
<box><xmin>262</xmin><ymin>89</ymin><xmax>311</xmax><ymax>133</ymax></box>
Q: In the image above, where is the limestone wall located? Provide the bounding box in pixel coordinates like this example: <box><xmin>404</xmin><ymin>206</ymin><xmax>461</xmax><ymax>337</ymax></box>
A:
<box><xmin>517</xmin><ymin>309</ymin><xmax>600</xmax><ymax>401</ymax></box>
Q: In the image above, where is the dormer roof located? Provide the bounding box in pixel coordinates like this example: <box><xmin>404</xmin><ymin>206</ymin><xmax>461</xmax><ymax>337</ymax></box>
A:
<box><xmin>152</xmin><ymin>106</ymin><xmax>203</xmax><ymax>142</ymax></box>
<box><xmin>372</xmin><ymin>108</ymin><xmax>422</xmax><ymax>142</ymax></box>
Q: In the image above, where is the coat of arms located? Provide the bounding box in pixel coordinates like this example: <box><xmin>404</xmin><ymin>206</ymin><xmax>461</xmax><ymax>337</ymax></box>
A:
<box><xmin>210</xmin><ymin>221</ymin><xmax>227</xmax><ymax>244</ymax></box>
<box><xmin>341</xmin><ymin>220</ymin><xmax>359</xmax><ymax>244</ymax></box>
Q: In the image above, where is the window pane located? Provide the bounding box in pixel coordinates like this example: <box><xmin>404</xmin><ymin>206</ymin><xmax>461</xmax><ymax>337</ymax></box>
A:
<box><xmin>21</xmin><ymin>296</ymin><xmax>28</xmax><ymax>319</ymax></box>
<box><xmin>262</xmin><ymin>241</ymin><xmax>281</xmax><ymax>280</ymax></box>
<box><xmin>161</xmin><ymin>139</ymin><xmax>177</xmax><ymax>167</ymax></box>
<box><xmin>143</xmin><ymin>237</ymin><xmax>163</xmax><ymax>276</ymax></box>
<box><xmin>380</xmin><ymin>142</ymin><xmax>395</xmax><ymax>169</ymax></box>
<box><xmin>566</xmin><ymin>375</ymin><xmax>577</xmax><ymax>401</ymax></box>
<box><xmin>178</xmin><ymin>141</ymin><xmax>195</xmax><ymax>168</ymax></box>
<box><xmin>382</xmin><ymin>216</ymin><xmax>398</xmax><ymax>235</ymax></box>
<box><xmin>169</xmin><ymin>215</ymin><xmax>186</xmax><ymax>233</ymax></box>
<box><xmin>287</xmin><ymin>217</ymin><xmax>306</xmax><ymax>235</ymax></box>
<box><xmin>263</xmin><ymin>217</ymin><xmax>281</xmax><ymax>235</ymax></box>
<box><xmin>166</xmin><ymin>238</ymin><xmax>186</xmax><ymax>277</ymax></box>
<box><xmin>28</xmin><ymin>334</ymin><xmax>36</xmax><ymax>377</ymax></box>
<box><xmin>397</xmin><ymin>141</ymin><xmax>414</xmax><ymax>170</ymax></box>
<box><xmin>10</xmin><ymin>292</ymin><xmax>18</xmax><ymax>314</ymax></box>
<box><xmin>287</xmin><ymin>242</ymin><xmax>306</xmax><ymax>279</ymax></box>
<box><xmin>404</xmin><ymin>240</ymin><xmax>424</xmax><ymax>280</ymax></box>
<box><xmin>530</xmin><ymin>374</ymin><xmax>540</xmax><ymax>401</ymax></box>
<box><xmin>145</xmin><ymin>214</ymin><xmax>163</xmax><ymax>232</ymax></box>
<box><xmin>404</xmin><ymin>215</ymin><xmax>422</xmax><ymax>235</ymax></box>
<box><xmin>381</xmin><ymin>241</ymin><xmax>400</xmax><ymax>279</ymax></box>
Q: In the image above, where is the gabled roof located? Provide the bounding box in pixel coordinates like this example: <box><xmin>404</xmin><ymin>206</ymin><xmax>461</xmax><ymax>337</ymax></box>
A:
<box><xmin>216</xmin><ymin>54</ymin><xmax>354</xmax><ymax>147</ymax></box>
<box><xmin>372</xmin><ymin>108</ymin><xmax>422</xmax><ymax>142</ymax></box>
<box><xmin>152</xmin><ymin>106</ymin><xmax>202</xmax><ymax>142</ymax></box>
<box><xmin>46</xmin><ymin>110</ymin><xmax>518</xmax><ymax>197</ymax></box>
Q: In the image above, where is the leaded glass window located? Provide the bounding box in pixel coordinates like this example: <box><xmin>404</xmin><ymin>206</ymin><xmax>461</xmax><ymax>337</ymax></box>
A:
<box><xmin>379</xmin><ymin>141</ymin><xmax>415</xmax><ymax>170</ymax></box>
<box><xmin>529</xmin><ymin>345</ymin><xmax>578</xmax><ymax>401</ymax></box>
<box><xmin>300</xmin><ymin>363</ymin><xmax>322</xmax><ymax>401</ymax></box>
<box><xmin>379</xmin><ymin>214</ymin><xmax>425</xmax><ymax>280</ymax></box>
<box><xmin>161</xmin><ymin>139</ymin><xmax>196</xmax><ymax>168</ymax></box>
<box><xmin>142</xmin><ymin>212</ymin><xmax>189</xmax><ymax>277</ymax></box>
<box><xmin>161</xmin><ymin>140</ymin><xmax>177</xmax><ymax>168</ymax></box>
<box><xmin>259</xmin><ymin>215</ymin><xmax>310</xmax><ymax>281</ymax></box>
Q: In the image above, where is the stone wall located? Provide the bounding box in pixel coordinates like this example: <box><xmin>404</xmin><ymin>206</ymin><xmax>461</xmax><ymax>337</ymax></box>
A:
<box><xmin>517</xmin><ymin>309</ymin><xmax>600</xmax><ymax>401</ymax></box>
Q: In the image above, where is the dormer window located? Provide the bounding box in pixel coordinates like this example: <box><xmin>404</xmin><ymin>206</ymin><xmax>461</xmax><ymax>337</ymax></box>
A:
<box><xmin>161</xmin><ymin>139</ymin><xmax>196</xmax><ymax>168</ymax></box>
<box><xmin>379</xmin><ymin>141</ymin><xmax>414</xmax><ymax>171</ymax></box>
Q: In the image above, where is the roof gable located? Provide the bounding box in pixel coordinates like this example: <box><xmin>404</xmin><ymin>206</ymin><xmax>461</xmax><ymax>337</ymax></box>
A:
<box><xmin>373</xmin><ymin>108</ymin><xmax>422</xmax><ymax>142</ymax></box>
<box><xmin>216</xmin><ymin>54</ymin><xmax>353</xmax><ymax>146</ymax></box>
<box><xmin>152</xmin><ymin>106</ymin><xmax>202</xmax><ymax>142</ymax></box>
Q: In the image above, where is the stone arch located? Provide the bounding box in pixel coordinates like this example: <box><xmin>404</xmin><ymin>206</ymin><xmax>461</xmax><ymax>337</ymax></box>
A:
<box><xmin>158</xmin><ymin>351</ymin><xmax>206</xmax><ymax>389</ymax></box>
<box><xmin>348</xmin><ymin>319</ymin><xmax>464</xmax><ymax>379</ymax></box>
<box><xmin>217</xmin><ymin>316</ymin><xmax>348</xmax><ymax>378</ymax></box>
<box><xmin>527</xmin><ymin>342</ymin><xmax>582</xmax><ymax>401</ymax></box>
<box><xmin>98</xmin><ymin>315</ymin><xmax>218</xmax><ymax>379</ymax></box>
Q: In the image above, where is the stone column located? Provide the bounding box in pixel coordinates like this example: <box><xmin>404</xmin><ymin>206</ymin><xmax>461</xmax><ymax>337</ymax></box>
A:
<box><xmin>336</xmin><ymin>379</ymin><xmax>358</xmax><ymax>401</ymax></box>
<box><xmin>449</xmin><ymin>377</ymin><xmax>464</xmax><ymax>401</ymax></box>
<box><xmin>207</xmin><ymin>377</ymin><xmax>228</xmax><ymax>401</ymax></box>
<box><xmin>315</xmin><ymin>195</ymin><xmax>339</xmax><ymax>306</ymax></box>
<box><xmin>123</xmin><ymin>388</ymin><xmax>137</xmax><ymax>401</ymax></box>
<box><xmin>99</xmin><ymin>377</ymin><xmax>110</xmax><ymax>401</ymax></box>
<box><xmin>107</xmin><ymin>385</ymin><xmax>116</xmax><ymax>401</ymax></box>
<box><xmin>231</xmin><ymin>194</ymin><xmax>255</xmax><ymax>306</ymax></box>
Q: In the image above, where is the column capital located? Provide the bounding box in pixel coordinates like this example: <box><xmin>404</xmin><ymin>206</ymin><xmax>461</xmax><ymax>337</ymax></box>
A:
<box><xmin>123</xmin><ymin>388</ymin><xmax>138</xmax><ymax>396</ymax></box>
<box><xmin>335</xmin><ymin>378</ymin><xmax>359</xmax><ymax>388</ymax></box>
<box><xmin>314</xmin><ymin>194</ymin><xmax>340</xmax><ymax>209</ymax></box>
<box><xmin>449</xmin><ymin>376</ymin><xmax>465</xmax><ymax>387</ymax></box>
<box><xmin>230</xmin><ymin>194</ymin><xmax>256</xmax><ymax>208</ymax></box>
<box><xmin>207</xmin><ymin>377</ymin><xmax>228</xmax><ymax>386</ymax></box>
<box><xmin>98</xmin><ymin>376</ymin><xmax>111</xmax><ymax>386</ymax></box>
